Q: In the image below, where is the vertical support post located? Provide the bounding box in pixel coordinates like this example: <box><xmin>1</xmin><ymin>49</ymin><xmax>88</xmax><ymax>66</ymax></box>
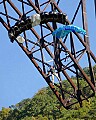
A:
<box><xmin>35</xmin><ymin>0</ymin><xmax>40</xmax><ymax>10</ymax></box>
<box><xmin>94</xmin><ymin>0</ymin><xmax>96</xmax><ymax>17</ymax></box>
<box><xmin>51</xmin><ymin>1</ymin><xmax>61</xmax><ymax>68</ymax></box>
<box><xmin>81</xmin><ymin>0</ymin><xmax>95</xmax><ymax>86</ymax></box>
<box><xmin>81</xmin><ymin>0</ymin><xmax>89</xmax><ymax>46</ymax></box>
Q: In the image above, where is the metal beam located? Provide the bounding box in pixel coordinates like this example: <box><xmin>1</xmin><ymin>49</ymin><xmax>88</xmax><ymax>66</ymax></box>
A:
<box><xmin>81</xmin><ymin>0</ymin><xmax>95</xmax><ymax>85</ymax></box>
<box><xmin>94</xmin><ymin>0</ymin><xmax>96</xmax><ymax>17</ymax></box>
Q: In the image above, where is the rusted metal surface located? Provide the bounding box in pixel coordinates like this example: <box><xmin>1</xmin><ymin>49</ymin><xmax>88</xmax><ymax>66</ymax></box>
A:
<box><xmin>0</xmin><ymin>0</ymin><xmax>96</xmax><ymax>109</ymax></box>
<box><xmin>81</xmin><ymin>0</ymin><xmax>95</xmax><ymax>86</ymax></box>
<box><xmin>59</xmin><ymin>39</ymin><xmax>95</xmax><ymax>92</ymax></box>
<box><xmin>0</xmin><ymin>17</ymin><xmax>10</xmax><ymax>30</ymax></box>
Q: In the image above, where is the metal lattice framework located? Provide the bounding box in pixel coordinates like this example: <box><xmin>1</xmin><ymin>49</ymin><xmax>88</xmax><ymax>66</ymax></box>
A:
<box><xmin>0</xmin><ymin>0</ymin><xmax>96</xmax><ymax>109</ymax></box>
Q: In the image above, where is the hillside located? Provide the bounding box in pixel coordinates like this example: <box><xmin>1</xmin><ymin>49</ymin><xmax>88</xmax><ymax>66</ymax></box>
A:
<box><xmin>0</xmin><ymin>65</ymin><xmax>96</xmax><ymax>120</ymax></box>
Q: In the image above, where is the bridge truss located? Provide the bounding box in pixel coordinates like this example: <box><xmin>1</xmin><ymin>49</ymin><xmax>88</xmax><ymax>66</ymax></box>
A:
<box><xmin>0</xmin><ymin>0</ymin><xmax>96</xmax><ymax>109</ymax></box>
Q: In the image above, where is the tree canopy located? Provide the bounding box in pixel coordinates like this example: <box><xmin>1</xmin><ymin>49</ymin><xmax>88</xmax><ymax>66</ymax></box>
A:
<box><xmin>0</xmin><ymin>65</ymin><xmax>96</xmax><ymax>120</ymax></box>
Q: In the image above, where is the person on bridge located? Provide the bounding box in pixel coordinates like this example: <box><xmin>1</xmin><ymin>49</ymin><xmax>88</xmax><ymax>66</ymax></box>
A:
<box><xmin>48</xmin><ymin>66</ymin><xmax>61</xmax><ymax>85</ymax></box>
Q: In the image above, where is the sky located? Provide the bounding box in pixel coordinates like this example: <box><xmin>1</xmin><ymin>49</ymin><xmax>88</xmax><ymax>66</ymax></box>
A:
<box><xmin>0</xmin><ymin>0</ymin><xmax>96</xmax><ymax>110</ymax></box>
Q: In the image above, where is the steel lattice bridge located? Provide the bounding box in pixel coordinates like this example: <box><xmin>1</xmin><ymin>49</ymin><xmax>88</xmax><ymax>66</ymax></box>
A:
<box><xmin>0</xmin><ymin>0</ymin><xmax>96</xmax><ymax>109</ymax></box>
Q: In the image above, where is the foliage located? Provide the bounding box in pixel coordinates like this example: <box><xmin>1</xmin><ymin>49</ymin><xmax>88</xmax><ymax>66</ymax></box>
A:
<box><xmin>0</xmin><ymin>107</ymin><xmax>10</xmax><ymax>120</ymax></box>
<box><xmin>0</xmin><ymin>65</ymin><xmax>96</xmax><ymax>120</ymax></box>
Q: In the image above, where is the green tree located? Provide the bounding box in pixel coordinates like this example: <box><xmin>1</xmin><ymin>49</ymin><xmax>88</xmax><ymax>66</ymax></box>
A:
<box><xmin>0</xmin><ymin>107</ymin><xmax>10</xmax><ymax>120</ymax></box>
<box><xmin>21</xmin><ymin>116</ymin><xmax>36</xmax><ymax>120</ymax></box>
<box><xmin>1</xmin><ymin>65</ymin><xmax>96</xmax><ymax>120</ymax></box>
